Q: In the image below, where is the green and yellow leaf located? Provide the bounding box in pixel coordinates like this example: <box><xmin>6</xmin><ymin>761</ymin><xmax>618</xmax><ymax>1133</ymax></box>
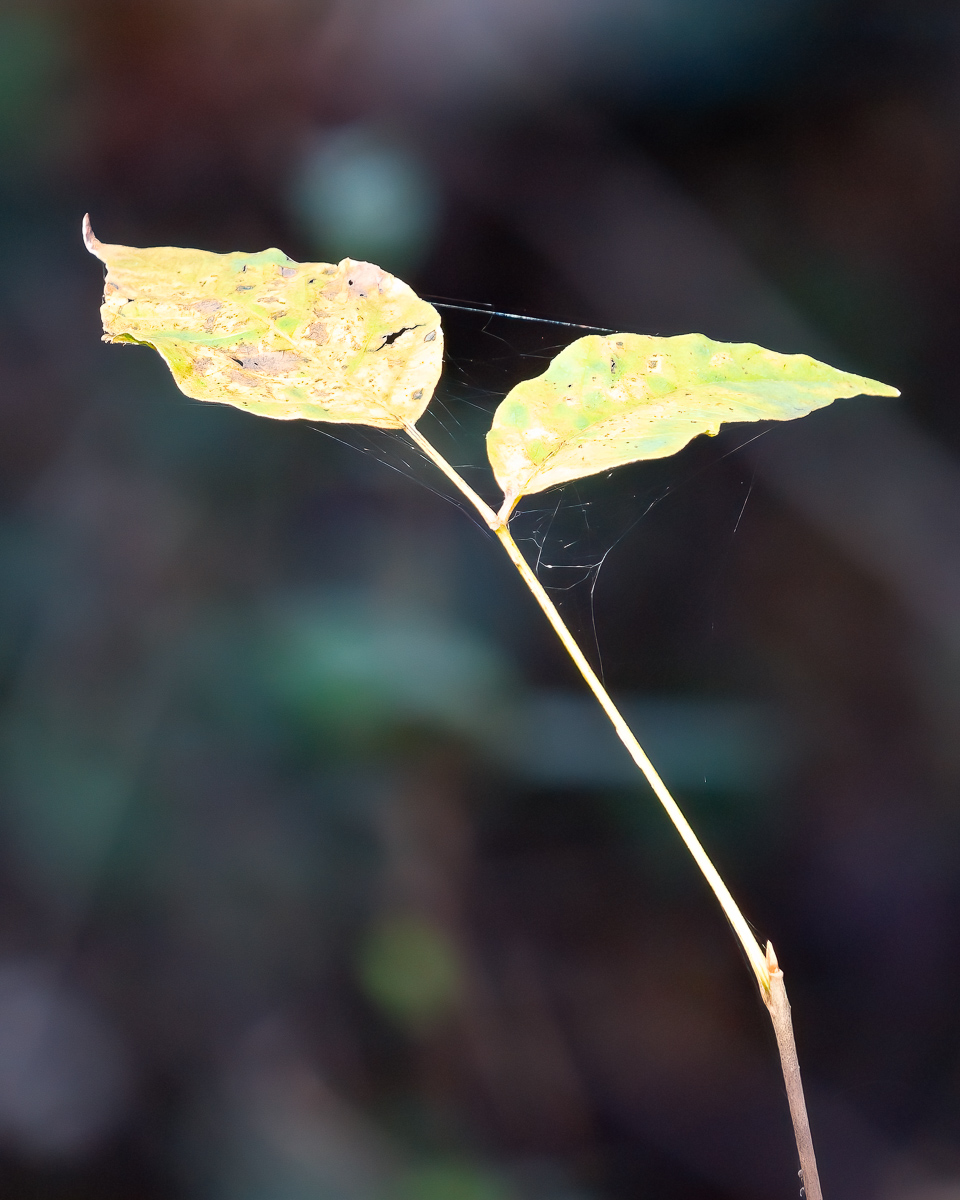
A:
<box><xmin>82</xmin><ymin>215</ymin><xmax>442</xmax><ymax>428</ymax></box>
<box><xmin>486</xmin><ymin>332</ymin><xmax>899</xmax><ymax>511</ymax></box>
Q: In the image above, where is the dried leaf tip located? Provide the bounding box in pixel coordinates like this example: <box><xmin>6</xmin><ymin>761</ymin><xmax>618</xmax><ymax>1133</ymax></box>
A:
<box><xmin>765</xmin><ymin>940</ymin><xmax>780</xmax><ymax>975</ymax></box>
<box><xmin>82</xmin><ymin>213</ymin><xmax>104</xmax><ymax>260</ymax></box>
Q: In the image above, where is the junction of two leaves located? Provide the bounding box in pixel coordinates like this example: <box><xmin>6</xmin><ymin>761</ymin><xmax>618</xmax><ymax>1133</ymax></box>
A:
<box><xmin>84</xmin><ymin>215</ymin><xmax>898</xmax><ymax>1200</ymax></box>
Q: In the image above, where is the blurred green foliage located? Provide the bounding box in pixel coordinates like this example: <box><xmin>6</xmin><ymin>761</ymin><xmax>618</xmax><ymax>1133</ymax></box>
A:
<box><xmin>358</xmin><ymin>916</ymin><xmax>462</xmax><ymax>1029</ymax></box>
<box><xmin>395</xmin><ymin>1162</ymin><xmax>514</xmax><ymax>1200</ymax></box>
<box><xmin>0</xmin><ymin>10</ymin><xmax>71</xmax><ymax>176</ymax></box>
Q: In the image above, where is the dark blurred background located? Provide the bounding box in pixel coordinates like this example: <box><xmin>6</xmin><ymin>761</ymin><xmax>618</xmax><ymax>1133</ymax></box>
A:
<box><xmin>1</xmin><ymin>1</ymin><xmax>960</xmax><ymax>1197</ymax></box>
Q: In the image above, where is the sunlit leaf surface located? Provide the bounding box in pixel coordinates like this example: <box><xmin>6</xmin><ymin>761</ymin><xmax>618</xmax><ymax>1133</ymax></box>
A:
<box><xmin>83</xmin><ymin>215</ymin><xmax>442</xmax><ymax>428</ymax></box>
<box><xmin>487</xmin><ymin>332</ymin><xmax>899</xmax><ymax>508</ymax></box>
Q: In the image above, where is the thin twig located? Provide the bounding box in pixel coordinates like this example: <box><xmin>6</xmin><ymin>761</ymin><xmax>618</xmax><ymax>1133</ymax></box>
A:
<box><xmin>404</xmin><ymin>419</ymin><xmax>769</xmax><ymax>988</ymax></box>
<box><xmin>491</xmin><ymin>520</ymin><xmax>771</xmax><ymax>988</ymax></box>
<box><xmin>404</xmin><ymin>420</ymin><xmax>827</xmax><ymax>1197</ymax></box>
<box><xmin>764</xmin><ymin>942</ymin><xmax>823</xmax><ymax>1200</ymax></box>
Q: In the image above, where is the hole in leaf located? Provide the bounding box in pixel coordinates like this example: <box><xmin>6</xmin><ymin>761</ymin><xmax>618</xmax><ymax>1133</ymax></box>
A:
<box><xmin>378</xmin><ymin>325</ymin><xmax>420</xmax><ymax>349</ymax></box>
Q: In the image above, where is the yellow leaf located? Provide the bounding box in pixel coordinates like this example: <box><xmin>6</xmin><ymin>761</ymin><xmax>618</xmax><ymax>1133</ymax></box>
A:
<box><xmin>83</xmin><ymin>215</ymin><xmax>443</xmax><ymax>428</ymax></box>
<box><xmin>487</xmin><ymin>332</ymin><xmax>899</xmax><ymax>511</ymax></box>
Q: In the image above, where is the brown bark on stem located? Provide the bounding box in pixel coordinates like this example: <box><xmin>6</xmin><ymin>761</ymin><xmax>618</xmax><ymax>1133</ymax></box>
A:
<box><xmin>763</xmin><ymin>942</ymin><xmax>823</xmax><ymax>1200</ymax></box>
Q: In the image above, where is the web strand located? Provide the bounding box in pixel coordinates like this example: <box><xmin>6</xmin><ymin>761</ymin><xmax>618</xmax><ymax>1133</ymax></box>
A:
<box><xmin>426</xmin><ymin>298</ymin><xmax>616</xmax><ymax>334</ymax></box>
<box><xmin>307</xmin><ymin>300</ymin><xmax>771</xmax><ymax>686</ymax></box>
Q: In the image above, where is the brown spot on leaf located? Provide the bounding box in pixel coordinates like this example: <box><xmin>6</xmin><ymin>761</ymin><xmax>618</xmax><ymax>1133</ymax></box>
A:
<box><xmin>307</xmin><ymin>321</ymin><xmax>328</xmax><ymax>344</ymax></box>
<box><xmin>232</xmin><ymin>350</ymin><xmax>304</xmax><ymax>375</ymax></box>
<box><xmin>344</xmin><ymin>261</ymin><xmax>388</xmax><ymax>298</ymax></box>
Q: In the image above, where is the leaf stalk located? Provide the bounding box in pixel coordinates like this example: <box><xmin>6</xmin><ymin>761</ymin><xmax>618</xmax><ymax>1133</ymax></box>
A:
<box><xmin>406</xmin><ymin>419</ymin><xmax>825</xmax><ymax>1198</ymax></box>
<box><xmin>404</xmin><ymin>421</ymin><xmax>769</xmax><ymax>991</ymax></box>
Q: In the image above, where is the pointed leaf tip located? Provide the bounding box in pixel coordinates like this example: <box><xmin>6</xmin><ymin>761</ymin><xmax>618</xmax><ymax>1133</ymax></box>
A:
<box><xmin>86</xmin><ymin>232</ymin><xmax>443</xmax><ymax>427</ymax></box>
<box><xmin>82</xmin><ymin>213</ymin><xmax>104</xmax><ymax>259</ymax></box>
<box><xmin>487</xmin><ymin>331</ymin><xmax>900</xmax><ymax>503</ymax></box>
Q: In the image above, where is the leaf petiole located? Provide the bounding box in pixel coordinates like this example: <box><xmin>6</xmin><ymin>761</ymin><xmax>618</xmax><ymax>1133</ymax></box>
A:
<box><xmin>404</xmin><ymin>421</ymin><xmax>771</xmax><ymax>992</ymax></box>
<box><xmin>405</xmin><ymin>417</ymin><xmax>824</xmax><ymax>1198</ymax></box>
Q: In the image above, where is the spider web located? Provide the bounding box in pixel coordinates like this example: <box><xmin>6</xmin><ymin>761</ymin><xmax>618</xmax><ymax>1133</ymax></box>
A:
<box><xmin>307</xmin><ymin>299</ymin><xmax>765</xmax><ymax>682</ymax></box>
